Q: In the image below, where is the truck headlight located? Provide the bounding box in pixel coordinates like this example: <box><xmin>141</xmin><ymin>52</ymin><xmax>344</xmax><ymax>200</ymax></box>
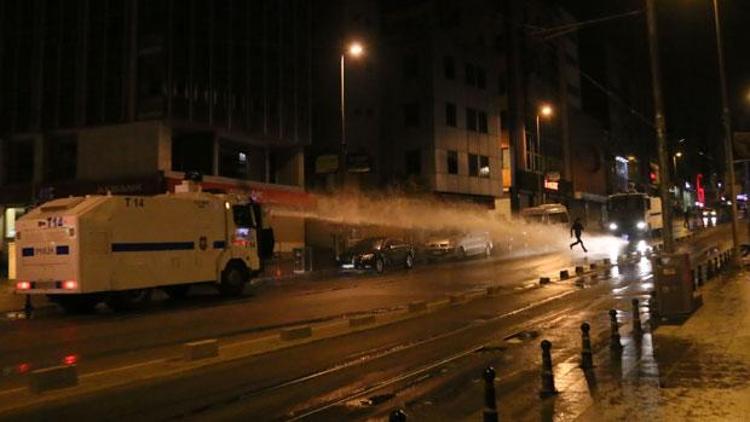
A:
<box><xmin>636</xmin><ymin>221</ymin><xmax>647</xmax><ymax>230</ymax></box>
<box><xmin>608</xmin><ymin>222</ymin><xmax>618</xmax><ymax>231</ymax></box>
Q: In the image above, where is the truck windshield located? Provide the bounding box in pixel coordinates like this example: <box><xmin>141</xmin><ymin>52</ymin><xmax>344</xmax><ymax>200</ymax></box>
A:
<box><xmin>232</xmin><ymin>205</ymin><xmax>255</xmax><ymax>228</ymax></box>
<box><xmin>608</xmin><ymin>196</ymin><xmax>645</xmax><ymax>212</ymax></box>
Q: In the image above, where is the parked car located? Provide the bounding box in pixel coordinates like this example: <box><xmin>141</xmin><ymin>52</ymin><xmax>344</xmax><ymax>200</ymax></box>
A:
<box><xmin>337</xmin><ymin>237</ymin><xmax>415</xmax><ymax>274</ymax></box>
<box><xmin>424</xmin><ymin>231</ymin><xmax>493</xmax><ymax>260</ymax></box>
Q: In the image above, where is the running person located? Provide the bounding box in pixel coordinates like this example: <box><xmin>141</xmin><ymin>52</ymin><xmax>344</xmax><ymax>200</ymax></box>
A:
<box><xmin>569</xmin><ymin>217</ymin><xmax>587</xmax><ymax>252</ymax></box>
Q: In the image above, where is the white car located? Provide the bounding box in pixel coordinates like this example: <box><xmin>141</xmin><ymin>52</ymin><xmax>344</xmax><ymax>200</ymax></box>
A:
<box><xmin>424</xmin><ymin>231</ymin><xmax>493</xmax><ymax>259</ymax></box>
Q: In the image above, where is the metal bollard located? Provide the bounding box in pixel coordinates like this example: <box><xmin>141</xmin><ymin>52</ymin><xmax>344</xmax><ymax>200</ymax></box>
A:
<box><xmin>580</xmin><ymin>322</ymin><xmax>593</xmax><ymax>369</ymax></box>
<box><xmin>609</xmin><ymin>309</ymin><xmax>622</xmax><ymax>350</ymax></box>
<box><xmin>483</xmin><ymin>367</ymin><xmax>498</xmax><ymax>422</ymax></box>
<box><xmin>632</xmin><ymin>298</ymin><xmax>642</xmax><ymax>336</ymax></box>
<box><xmin>389</xmin><ymin>409</ymin><xmax>407</xmax><ymax>422</ymax></box>
<box><xmin>23</xmin><ymin>295</ymin><xmax>34</xmax><ymax>319</ymax></box>
<box><xmin>539</xmin><ymin>340</ymin><xmax>557</xmax><ymax>397</ymax></box>
<box><xmin>697</xmin><ymin>265</ymin><xmax>704</xmax><ymax>285</ymax></box>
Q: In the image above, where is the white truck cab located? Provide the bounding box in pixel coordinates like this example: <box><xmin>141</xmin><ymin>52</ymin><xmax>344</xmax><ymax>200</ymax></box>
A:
<box><xmin>14</xmin><ymin>190</ymin><xmax>273</xmax><ymax>312</ymax></box>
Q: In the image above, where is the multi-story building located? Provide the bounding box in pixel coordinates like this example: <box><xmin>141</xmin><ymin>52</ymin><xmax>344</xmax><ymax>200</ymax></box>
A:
<box><xmin>310</xmin><ymin>0</ymin><xmax>508</xmax><ymax>213</ymax></box>
<box><xmin>0</xmin><ymin>0</ymin><xmax>313</xmax><ymax>259</ymax></box>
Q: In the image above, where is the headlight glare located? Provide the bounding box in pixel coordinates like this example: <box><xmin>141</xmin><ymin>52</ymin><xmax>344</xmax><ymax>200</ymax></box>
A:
<box><xmin>637</xmin><ymin>221</ymin><xmax>647</xmax><ymax>230</ymax></box>
<box><xmin>608</xmin><ymin>222</ymin><xmax>618</xmax><ymax>231</ymax></box>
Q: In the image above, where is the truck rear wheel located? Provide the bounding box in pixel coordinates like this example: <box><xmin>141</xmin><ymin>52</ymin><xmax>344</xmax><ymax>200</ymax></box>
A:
<box><xmin>106</xmin><ymin>289</ymin><xmax>151</xmax><ymax>312</ymax></box>
<box><xmin>50</xmin><ymin>295</ymin><xmax>101</xmax><ymax>314</ymax></box>
<box><xmin>220</xmin><ymin>262</ymin><xmax>249</xmax><ymax>296</ymax></box>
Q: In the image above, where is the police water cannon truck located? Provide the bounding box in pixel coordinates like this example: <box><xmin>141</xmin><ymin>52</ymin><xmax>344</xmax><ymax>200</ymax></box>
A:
<box><xmin>14</xmin><ymin>184</ymin><xmax>274</xmax><ymax>313</ymax></box>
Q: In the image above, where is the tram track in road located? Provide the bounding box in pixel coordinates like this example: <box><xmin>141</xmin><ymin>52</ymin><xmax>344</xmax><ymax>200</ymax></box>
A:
<box><xmin>172</xmin><ymin>266</ymin><xmax>649</xmax><ymax>421</ymax></box>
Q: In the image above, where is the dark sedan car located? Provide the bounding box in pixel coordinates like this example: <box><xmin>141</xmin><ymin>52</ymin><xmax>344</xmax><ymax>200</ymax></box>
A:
<box><xmin>337</xmin><ymin>237</ymin><xmax>415</xmax><ymax>273</ymax></box>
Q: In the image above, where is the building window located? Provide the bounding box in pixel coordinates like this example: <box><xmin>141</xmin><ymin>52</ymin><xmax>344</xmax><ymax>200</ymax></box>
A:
<box><xmin>500</xmin><ymin>110</ymin><xmax>508</xmax><ymax>131</ymax></box>
<box><xmin>478</xmin><ymin>111</ymin><xmax>488</xmax><ymax>133</ymax></box>
<box><xmin>469</xmin><ymin>153</ymin><xmax>479</xmax><ymax>177</ymax></box>
<box><xmin>218</xmin><ymin>139</ymin><xmax>249</xmax><ymax>179</ymax></box>
<box><xmin>476</xmin><ymin>67</ymin><xmax>486</xmax><ymax>90</ymax></box>
<box><xmin>3</xmin><ymin>138</ymin><xmax>35</xmax><ymax>184</ymax></box>
<box><xmin>465</xmin><ymin>63</ymin><xmax>476</xmax><ymax>86</ymax></box>
<box><xmin>45</xmin><ymin>134</ymin><xmax>77</xmax><ymax>181</ymax></box>
<box><xmin>447</xmin><ymin>150</ymin><xmax>458</xmax><ymax>174</ymax></box>
<box><xmin>403</xmin><ymin>102</ymin><xmax>420</xmax><ymax>127</ymax></box>
<box><xmin>445</xmin><ymin>102</ymin><xmax>457</xmax><ymax>127</ymax></box>
<box><xmin>444</xmin><ymin>56</ymin><xmax>456</xmax><ymax>79</ymax></box>
<box><xmin>403</xmin><ymin>53</ymin><xmax>419</xmax><ymax>79</ymax></box>
<box><xmin>466</xmin><ymin>107</ymin><xmax>477</xmax><ymax>131</ymax></box>
<box><xmin>405</xmin><ymin>149</ymin><xmax>421</xmax><ymax>175</ymax></box>
<box><xmin>479</xmin><ymin>155</ymin><xmax>490</xmax><ymax>178</ymax></box>
<box><xmin>171</xmin><ymin>131</ymin><xmax>214</xmax><ymax>175</ymax></box>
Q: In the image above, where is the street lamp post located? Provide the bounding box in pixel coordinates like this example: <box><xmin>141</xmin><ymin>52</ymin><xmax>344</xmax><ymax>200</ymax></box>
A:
<box><xmin>339</xmin><ymin>42</ymin><xmax>364</xmax><ymax>186</ymax></box>
<box><xmin>710</xmin><ymin>0</ymin><xmax>741</xmax><ymax>262</ymax></box>
<box><xmin>536</xmin><ymin>104</ymin><xmax>553</xmax><ymax>204</ymax></box>
<box><xmin>645</xmin><ymin>0</ymin><xmax>675</xmax><ymax>253</ymax></box>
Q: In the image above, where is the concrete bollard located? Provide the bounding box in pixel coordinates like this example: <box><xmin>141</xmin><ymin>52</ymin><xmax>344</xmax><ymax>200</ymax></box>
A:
<box><xmin>389</xmin><ymin>409</ymin><xmax>407</xmax><ymax>422</ymax></box>
<box><xmin>575</xmin><ymin>266</ymin><xmax>585</xmax><ymax>275</ymax></box>
<box><xmin>349</xmin><ymin>315</ymin><xmax>376</xmax><ymax>327</ymax></box>
<box><xmin>539</xmin><ymin>340</ymin><xmax>557</xmax><ymax>397</ymax></box>
<box><xmin>408</xmin><ymin>301</ymin><xmax>427</xmax><ymax>313</ymax></box>
<box><xmin>609</xmin><ymin>309</ymin><xmax>622</xmax><ymax>350</ymax></box>
<box><xmin>580</xmin><ymin>322</ymin><xmax>593</xmax><ymax>369</ymax></box>
<box><xmin>29</xmin><ymin>365</ymin><xmax>78</xmax><ymax>393</ymax></box>
<box><xmin>183</xmin><ymin>339</ymin><xmax>219</xmax><ymax>361</ymax></box>
<box><xmin>539</xmin><ymin>277</ymin><xmax>551</xmax><ymax>285</ymax></box>
<box><xmin>559</xmin><ymin>270</ymin><xmax>570</xmax><ymax>280</ymax></box>
<box><xmin>482</xmin><ymin>366</ymin><xmax>498</xmax><ymax>422</ymax></box>
<box><xmin>632</xmin><ymin>298</ymin><xmax>642</xmax><ymax>336</ymax></box>
<box><xmin>280</xmin><ymin>326</ymin><xmax>312</xmax><ymax>341</ymax></box>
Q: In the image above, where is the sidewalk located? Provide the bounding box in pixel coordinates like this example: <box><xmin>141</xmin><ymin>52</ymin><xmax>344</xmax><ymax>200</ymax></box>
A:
<box><xmin>570</xmin><ymin>269</ymin><xmax>750</xmax><ymax>421</ymax></box>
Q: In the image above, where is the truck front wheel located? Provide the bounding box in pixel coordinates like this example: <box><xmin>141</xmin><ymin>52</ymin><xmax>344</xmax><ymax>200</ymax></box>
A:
<box><xmin>220</xmin><ymin>262</ymin><xmax>249</xmax><ymax>296</ymax></box>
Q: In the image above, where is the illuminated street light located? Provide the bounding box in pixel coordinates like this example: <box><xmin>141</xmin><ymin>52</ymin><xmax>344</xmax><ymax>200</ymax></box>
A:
<box><xmin>348</xmin><ymin>42</ymin><xmax>364</xmax><ymax>57</ymax></box>
<box><xmin>539</xmin><ymin>104</ymin><xmax>553</xmax><ymax>118</ymax></box>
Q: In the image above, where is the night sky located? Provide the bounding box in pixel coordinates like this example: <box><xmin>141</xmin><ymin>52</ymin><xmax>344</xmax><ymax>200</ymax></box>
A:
<box><xmin>565</xmin><ymin>0</ymin><xmax>750</xmax><ymax>176</ymax></box>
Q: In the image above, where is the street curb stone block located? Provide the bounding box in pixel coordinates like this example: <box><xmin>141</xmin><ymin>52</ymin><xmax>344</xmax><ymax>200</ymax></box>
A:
<box><xmin>486</xmin><ymin>286</ymin><xmax>502</xmax><ymax>296</ymax></box>
<box><xmin>29</xmin><ymin>365</ymin><xmax>78</xmax><ymax>394</ymax></box>
<box><xmin>408</xmin><ymin>301</ymin><xmax>428</xmax><ymax>312</ymax></box>
<box><xmin>349</xmin><ymin>315</ymin><xmax>376</xmax><ymax>327</ymax></box>
<box><xmin>183</xmin><ymin>339</ymin><xmax>219</xmax><ymax>361</ymax></box>
<box><xmin>575</xmin><ymin>266</ymin><xmax>585</xmax><ymax>275</ymax></box>
<box><xmin>280</xmin><ymin>326</ymin><xmax>312</xmax><ymax>341</ymax></box>
<box><xmin>539</xmin><ymin>277</ymin><xmax>551</xmax><ymax>285</ymax></box>
<box><xmin>559</xmin><ymin>270</ymin><xmax>569</xmax><ymax>280</ymax></box>
<box><xmin>449</xmin><ymin>294</ymin><xmax>466</xmax><ymax>305</ymax></box>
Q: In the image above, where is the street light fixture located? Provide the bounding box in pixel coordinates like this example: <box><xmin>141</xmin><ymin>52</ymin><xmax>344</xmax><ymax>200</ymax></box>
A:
<box><xmin>340</xmin><ymin>41</ymin><xmax>365</xmax><ymax>184</ymax></box>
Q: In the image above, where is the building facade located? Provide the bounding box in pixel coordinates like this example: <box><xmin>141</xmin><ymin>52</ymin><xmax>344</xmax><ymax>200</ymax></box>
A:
<box><xmin>0</xmin><ymin>0</ymin><xmax>313</xmax><ymax>256</ymax></box>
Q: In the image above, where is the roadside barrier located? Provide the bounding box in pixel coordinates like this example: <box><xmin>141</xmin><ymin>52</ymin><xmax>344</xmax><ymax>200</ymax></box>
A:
<box><xmin>539</xmin><ymin>277</ymin><xmax>551</xmax><ymax>285</ymax></box>
<box><xmin>280</xmin><ymin>325</ymin><xmax>312</xmax><ymax>341</ymax></box>
<box><xmin>539</xmin><ymin>340</ymin><xmax>557</xmax><ymax>397</ymax></box>
<box><xmin>183</xmin><ymin>339</ymin><xmax>219</xmax><ymax>361</ymax></box>
<box><xmin>580</xmin><ymin>323</ymin><xmax>593</xmax><ymax>369</ymax></box>
<box><xmin>559</xmin><ymin>270</ymin><xmax>569</xmax><ymax>280</ymax></box>
<box><xmin>632</xmin><ymin>298</ymin><xmax>642</xmax><ymax>336</ymax></box>
<box><xmin>609</xmin><ymin>309</ymin><xmax>622</xmax><ymax>350</ymax></box>
<box><xmin>483</xmin><ymin>366</ymin><xmax>499</xmax><ymax>422</ymax></box>
<box><xmin>29</xmin><ymin>365</ymin><xmax>78</xmax><ymax>393</ymax></box>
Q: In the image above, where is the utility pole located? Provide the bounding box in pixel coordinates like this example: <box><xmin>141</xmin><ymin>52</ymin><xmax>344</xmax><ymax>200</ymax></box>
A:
<box><xmin>645</xmin><ymin>0</ymin><xmax>674</xmax><ymax>253</ymax></box>
<box><xmin>711</xmin><ymin>0</ymin><xmax>741</xmax><ymax>262</ymax></box>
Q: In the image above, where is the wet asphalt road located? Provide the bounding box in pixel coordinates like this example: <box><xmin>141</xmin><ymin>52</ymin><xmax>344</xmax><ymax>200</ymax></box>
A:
<box><xmin>0</xmin><ymin>224</ymin><xmax>738</xmax><ymax>420</ymax></box>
